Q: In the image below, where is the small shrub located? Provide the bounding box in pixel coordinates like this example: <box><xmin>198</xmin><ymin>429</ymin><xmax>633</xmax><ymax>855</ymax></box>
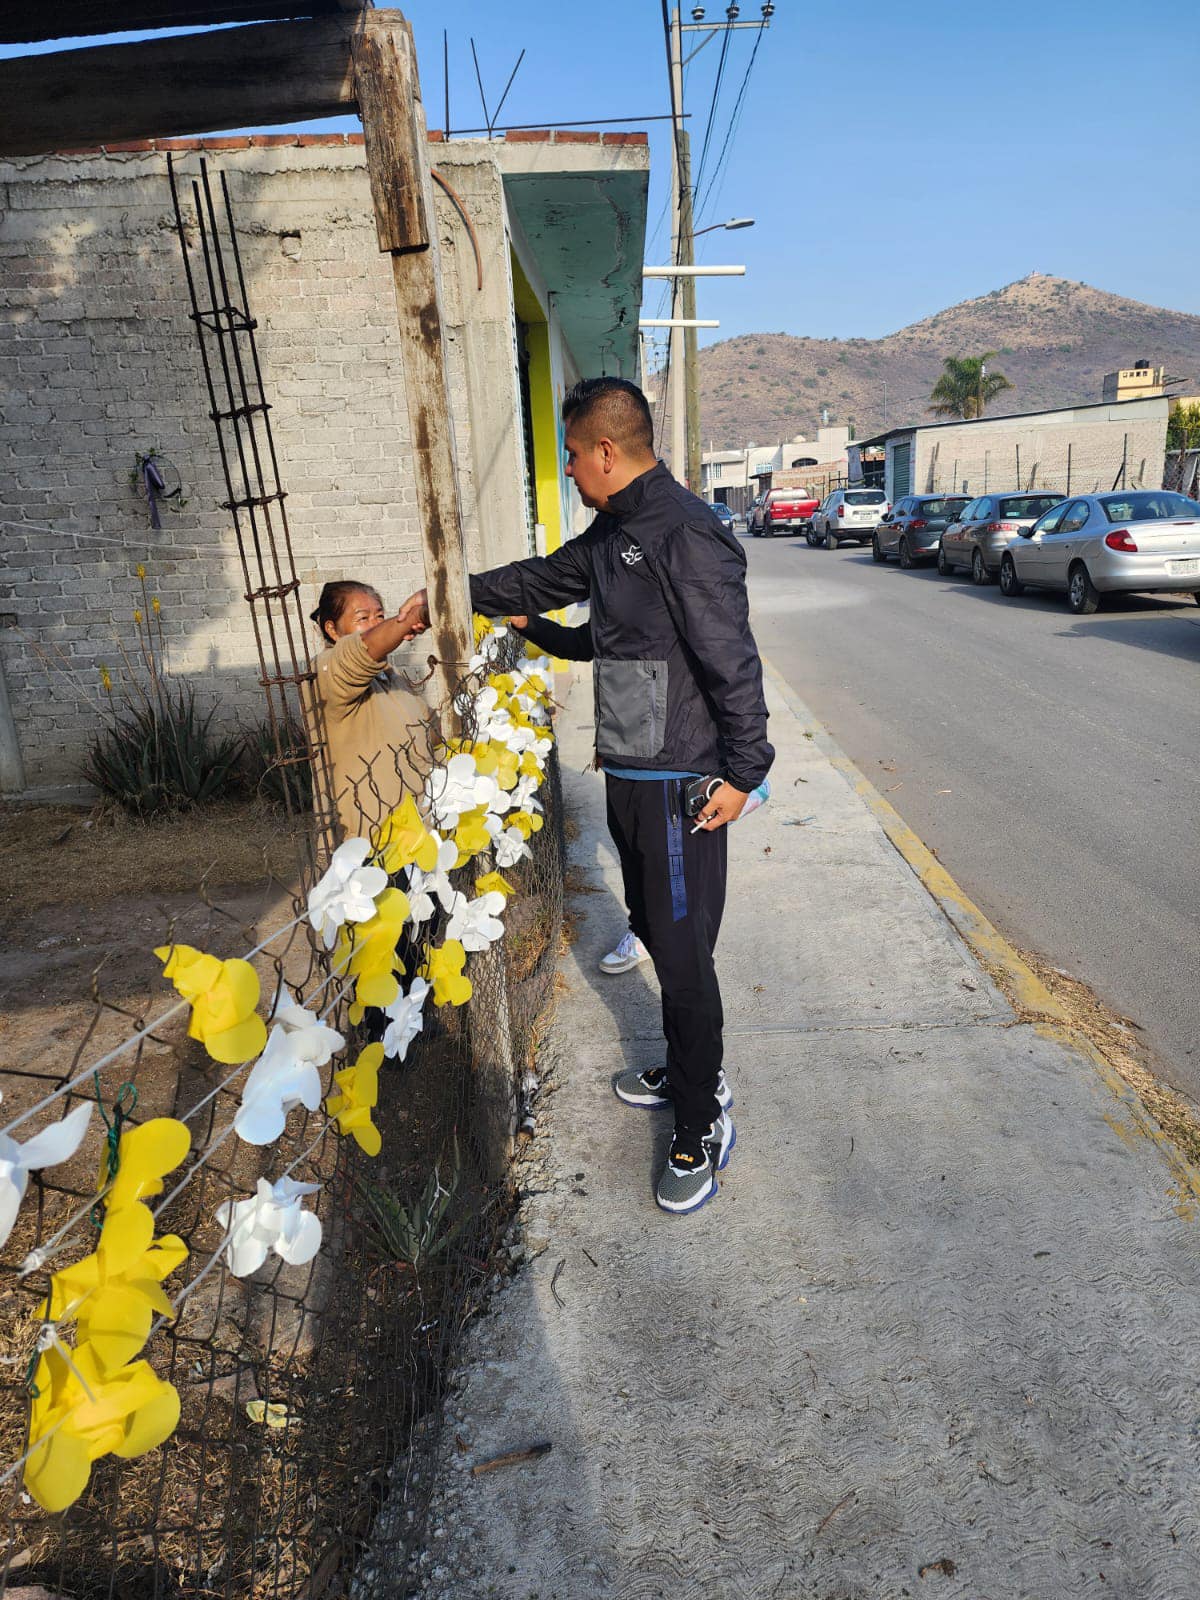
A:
<box><xmin>242</xmin><ymin>716</ymin><xmax>314</xmax><ymax>813</ymax></box>
<box><xmin>84</xmin><ymin>683</ymin><xmax>244</xmax><ymax>817</ymax></box>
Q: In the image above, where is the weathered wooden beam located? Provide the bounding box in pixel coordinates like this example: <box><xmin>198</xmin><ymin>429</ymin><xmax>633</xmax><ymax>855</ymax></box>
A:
<box><xmin>0</xmin><ymin>16</ymin><xmax>361</xmax><ymax>156</ymax></box>
<box><xmin>351</xmin><ymin>12</ymin><xmax>475</xmax><ymax>700</ymax></box>
<box><xmin>0</xmin><ymin>1</ymin><xmax>366</xmax><ymax>47</ymax></box>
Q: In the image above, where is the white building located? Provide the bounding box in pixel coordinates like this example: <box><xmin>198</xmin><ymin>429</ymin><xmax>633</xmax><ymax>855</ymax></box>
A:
<box><xmin>701</xmin><ymin>426</ymin><xmax>850</xmax><ymax>512</ymax></box>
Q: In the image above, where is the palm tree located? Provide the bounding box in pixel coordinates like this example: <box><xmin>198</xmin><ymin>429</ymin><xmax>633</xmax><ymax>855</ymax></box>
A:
<box><xmin>928</xmin><ymin>354</ymin><xmax>1013</xmax><ymax>420</ymax></box>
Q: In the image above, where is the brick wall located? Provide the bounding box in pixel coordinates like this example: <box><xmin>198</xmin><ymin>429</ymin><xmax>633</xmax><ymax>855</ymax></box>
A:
<box><xmin>0</xmin><ymin>137</ymin><xmax>466</xmax><ymax>794</ymax></box>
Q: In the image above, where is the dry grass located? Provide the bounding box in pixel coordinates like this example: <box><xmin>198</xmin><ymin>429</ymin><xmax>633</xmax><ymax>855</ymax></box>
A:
<box><xmin>0</xmin><ymin>799</ymin><xmax>303</xmax><ymax>926</ymax></box>
<box><xmin>988</xmin><ymin>944</ymin><xmax>1200</xmax><ymax>1168</ymax></box>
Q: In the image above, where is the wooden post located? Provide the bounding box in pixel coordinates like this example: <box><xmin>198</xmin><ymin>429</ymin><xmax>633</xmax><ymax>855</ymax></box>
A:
<box><xmin>354</xmin><ymin>14</ymin><xmax>516</xmax><ymax>1174</ymax></box>
<box><xmin>352</xmin><ymin>11</ymin><xmax>475</xmax><ymax>713</ymax></box>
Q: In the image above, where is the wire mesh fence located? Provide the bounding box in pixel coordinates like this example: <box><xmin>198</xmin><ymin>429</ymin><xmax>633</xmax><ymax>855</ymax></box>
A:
<box><xmin>0</xmin><ymin>625</ymin><xmax>565</xmax><ymax>1600</ymax></box>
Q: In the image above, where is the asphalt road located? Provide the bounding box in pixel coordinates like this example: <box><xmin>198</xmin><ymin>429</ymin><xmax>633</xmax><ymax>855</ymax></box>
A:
<box><xmin>743</xmin><ymin>528</ymin><xmax>1200</xmax><ymax>1102</ymax></box>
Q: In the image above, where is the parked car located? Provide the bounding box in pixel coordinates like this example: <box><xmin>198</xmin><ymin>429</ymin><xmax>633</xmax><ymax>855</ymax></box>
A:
<box><xmin>811</xmin><ymin>488</ymin><xmax>889</xmax><ymax>548</ymax></box>
<box><xmin>752</xmin><ymin>487</ymin><xmax>820</xmax><ymax>537</ymax></box>
<box><xmin>873</xmin><ymin>494</ymin><xmax>971</xmax><ymax>567</ymax></box>
<box><xmin>998</xmin><ymin>490</ymin><xmax>1200</xmax><ymax>613</ymax></box>
<box><xmin>939</xmin><ymin>492</ymin><xmax>1065</xmax><ymax>584</ymax></box>
<box><xmin>710</xmin><ymin>500</ymin><xmax>736</xmax><ymax>532</ymax></box>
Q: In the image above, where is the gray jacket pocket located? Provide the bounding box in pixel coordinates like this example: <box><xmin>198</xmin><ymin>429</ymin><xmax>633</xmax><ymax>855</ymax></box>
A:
<box><xmin>594</xmin><ymin>658</ymin><xmax>668</xmax><ymax>760</ymax></box>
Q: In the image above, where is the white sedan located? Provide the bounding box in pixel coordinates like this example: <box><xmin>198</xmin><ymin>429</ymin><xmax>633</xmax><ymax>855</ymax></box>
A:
<box><xmin>998</xmin><ymin>490</ymin><xmax>1200</xmax><ymax>614</ymax></box>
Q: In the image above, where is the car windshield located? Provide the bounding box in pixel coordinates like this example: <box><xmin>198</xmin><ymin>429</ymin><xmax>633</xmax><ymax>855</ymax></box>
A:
<box><xmin>1100</xmin><ymin>492</ymin><xmax>1199</xmax><ymax>523</ymax></box>
<box><xmin>919</xmin><ymin>498</ymin><xmax>969</xmax><ymax>517</ymax></box>
<box><xmin>845</xmin><ymin>491</ymin><xmax>885</xmax><ymax>505</ymax></box>
<box><xmin>999</xmin><ymin>495</ymin><xmax>1062</xmax><ymax>519</ymax></box>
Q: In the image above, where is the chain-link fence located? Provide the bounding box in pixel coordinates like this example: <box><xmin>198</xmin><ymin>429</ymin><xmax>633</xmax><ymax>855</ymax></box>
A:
<box><xmin>0</xmin><ymin>624</ymin><xmax>564</xmax><ymax>1599</ymax></box>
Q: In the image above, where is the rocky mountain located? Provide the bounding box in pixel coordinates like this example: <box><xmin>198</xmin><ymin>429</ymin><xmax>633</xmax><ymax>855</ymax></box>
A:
<box><xmin>681</xmin><ymin>274</ymin><xmax>1200</xmax><ymax>450</ymax></box>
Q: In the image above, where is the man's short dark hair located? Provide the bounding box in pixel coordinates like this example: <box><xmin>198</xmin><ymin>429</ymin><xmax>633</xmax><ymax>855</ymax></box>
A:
<box><xmin>562</xmin><ymin>377</ymin><xmax>654</xmax><ymax>456</ymax></box>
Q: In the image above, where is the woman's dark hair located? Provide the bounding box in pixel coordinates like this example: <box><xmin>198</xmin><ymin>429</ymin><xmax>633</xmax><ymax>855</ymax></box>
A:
<box><xmin>310</xmin><ymin>581</ymin><xmax>383</xmax><ymax>643</ymax></box>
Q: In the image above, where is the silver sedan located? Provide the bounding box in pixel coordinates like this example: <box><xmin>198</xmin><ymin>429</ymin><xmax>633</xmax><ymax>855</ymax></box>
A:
<box><xmin>998</xmin><ymin>490</ymin><xmax>1200</xmax><ymax>614</ymax></box>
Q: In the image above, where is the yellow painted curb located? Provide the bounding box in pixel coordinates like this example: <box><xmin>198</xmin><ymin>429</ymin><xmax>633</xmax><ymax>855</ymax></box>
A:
<box><xmin>760</xmin><ymin>653</ymin><xmax>1200</xmax><ymax>1217</ymax></box>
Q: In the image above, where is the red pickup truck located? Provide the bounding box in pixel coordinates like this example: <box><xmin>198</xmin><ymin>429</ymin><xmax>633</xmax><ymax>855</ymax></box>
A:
<box><xmin>751</xmin><ymin>487</ymin><xmax>820</xmax><ymax>537</ymax></box>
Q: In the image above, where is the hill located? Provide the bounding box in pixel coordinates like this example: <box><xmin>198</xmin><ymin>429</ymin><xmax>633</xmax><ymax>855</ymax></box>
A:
<box><xmin>685</xmin><ymin>274</ymin><xmax>1200</xmax><ymax>450</ymax></box>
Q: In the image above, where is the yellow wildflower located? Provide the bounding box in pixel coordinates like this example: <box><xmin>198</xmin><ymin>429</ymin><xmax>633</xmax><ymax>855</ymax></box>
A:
<box><xmin>40</xmin><ymin>1201</ymin><xmax>187</xmax><ymax>1371</ymax></box>
<box><xmin>133</xmin><ymin>609</ymin><xmax>143</xmax><ymax>625</ymax></box>
<box><xmin>25</xmin><ymin>1340</ymin><xmax>180</xmax><ymax>1513</ymax></box>
<box><xmin>474</xmin><ymin>871</ymin><xmax>516</xmax><ymax>900</ymax></box>
<box><xmin>420</xmin><ymin>940</ymin><xmax>473</xmax><ymax>1007</ymax></box>
<box><xmin>151</xmin><ymin>596</ymin><xmax>161</xmax><ymax>615</ymax></box>
<box><xmin>325</xmin><ymin>1042</ymin><xmax>383</xmax><ymax>1156</ymax></box>
<box><xmin>104</xmin><ymin>1118</ymin><xmax>192</xmax><ymax>1214</ymax></box>
<box><xmin>333</xmin><ymin>886</ymin><xmax>411</xmax><ymax>1014</ymax></box>
<box><xmin>371</xmin><ymin>793</ymin><xmax>439</xmax><ymax>875</ymax></box>
<box><xmin>136</xmin><ymin>564</ymin><xmax>146</xmax><ymax>579</ymax></box>
<box><xmin>154</xmin><ymin>944</ymin><xmax>267</xmax><ymax>1065</ymax></box>
<box><xmin>99</xmin><ymin>665</ymin><xmax>113</xmax><ymax>693</ymax></box>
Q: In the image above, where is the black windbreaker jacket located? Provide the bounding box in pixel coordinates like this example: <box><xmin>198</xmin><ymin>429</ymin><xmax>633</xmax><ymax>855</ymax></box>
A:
<box><xmin>469</xmin><ymin>463</ymin><xmax>774</xmax><ymax>793</ymax></box>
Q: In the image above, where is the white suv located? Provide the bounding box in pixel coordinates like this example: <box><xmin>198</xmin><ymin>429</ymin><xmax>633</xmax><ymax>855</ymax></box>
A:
<box><xmin>811</xmin><ymin>488</ymin><xmax>889</xmax><ymax>548</ymax></box>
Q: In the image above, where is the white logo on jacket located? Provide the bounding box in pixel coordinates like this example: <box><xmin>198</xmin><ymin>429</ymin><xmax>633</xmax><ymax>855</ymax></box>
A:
<box><xmin>620</xmin><ymin>543</ymin><xmax>644</xmax><ymax>567</ymax></box>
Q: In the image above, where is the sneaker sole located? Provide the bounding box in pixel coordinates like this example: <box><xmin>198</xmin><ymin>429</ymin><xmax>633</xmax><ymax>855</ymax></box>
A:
<box><xmin>714</xmin><ymin>1122</ymin><xmax>737</xmax><ymax>1171</ymax></box>
<box><xmin>656</xmin><ymin>1173</ymin><xmax>718</xmax><ymax>1214</ymax></box>
<box><xmin>613</xmin><ymin>1078</ymin><xmax>734</xmax><ymax>1112</ymax></box>
<box><xmin>598</xmin><ymin>956</ymin><xmax>649</xmax><ymax>975</ymax></box>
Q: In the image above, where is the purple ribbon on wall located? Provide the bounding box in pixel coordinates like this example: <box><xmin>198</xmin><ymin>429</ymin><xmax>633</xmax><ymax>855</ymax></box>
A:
<box><xmin>142</xmin><ymin>456</ymin><xmax>166</xmax><ymax>531</ymax></box>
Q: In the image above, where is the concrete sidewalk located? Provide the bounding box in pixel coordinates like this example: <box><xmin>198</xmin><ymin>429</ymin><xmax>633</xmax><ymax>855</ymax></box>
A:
<box><xmin>413</xmin><ymin>663</ymin><xmax>1200</xmax><ymax>1600</ymax></box>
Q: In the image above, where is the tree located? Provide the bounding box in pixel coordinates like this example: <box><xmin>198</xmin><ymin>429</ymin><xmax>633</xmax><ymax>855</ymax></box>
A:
<box><xmin>928</xmin><ymin>353</ymin><xmax>1014</xmax><ymax>420</ymax></box>
<box><xmin>1167</xmin><ymin>401</ymin><xmax>1200</xmax><ymax>452</ymax></box>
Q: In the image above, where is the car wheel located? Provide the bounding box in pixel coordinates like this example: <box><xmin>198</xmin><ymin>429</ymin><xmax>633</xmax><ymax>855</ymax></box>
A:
<box><xmin>898</xmin><ymin>539</ymin><xmax>913</xmax><ymax>569</ymax></box>
<box><xmin>936</xmin><ymin>542</ymin><xmax>952</xmax><ymax>576</ymax></box>
<box><xmin>872</xmin><ymin>534</ymin><xmax>887</xmax><ymax>563</ymax></box>
<box><xmin>1067</xmin><ymin>562</ymin><xmax>1101</xmax><ymax>615</ymax></box>
<box><xmin>826</xmin><ymin>529</ymin><xmax>839</xmax><ymax>549</ymax></box>
<box><xmin>971</xmin><ymin>548</ymin><xmax>994</xmax><ymax>586</ymax></box>
<box><xmin>999</xmin><ymin>554</ymin><xmax>1024</xmax><ymax>597</ymax></box>
<box><xmin>806</xmin><ymin>527</ymin><xmax>820</xmax><ymax>547</ymax></box>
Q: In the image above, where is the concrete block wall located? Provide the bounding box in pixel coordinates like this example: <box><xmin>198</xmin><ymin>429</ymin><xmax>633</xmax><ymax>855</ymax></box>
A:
<box><xmin>0</xmin><ymin>135</ymin><xmax>496</xmax><ymax>795</ymax></box>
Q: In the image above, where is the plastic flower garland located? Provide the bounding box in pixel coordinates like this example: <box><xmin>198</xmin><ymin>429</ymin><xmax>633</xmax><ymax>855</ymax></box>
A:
<box><xmin>10</xmin><ymin>630</ymin><xmax>560</xmax><ymax>1513</ymax></box>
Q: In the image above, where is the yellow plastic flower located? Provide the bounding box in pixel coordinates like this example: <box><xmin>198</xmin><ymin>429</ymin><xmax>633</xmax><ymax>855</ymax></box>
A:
<box><xmin>155</xmin><ymin>944</ymin><xmax>267</xmax><ymax>1065</ymax></box>
<box><xmin>99</xmin><ymin>665</ymin><xmax>113</xmax><ymax>693</ymax></box>
<box><xmin>371</xmin><ymin>793</ymin><xmax>439</xmax><ymax>875</ymax></box>
<box><xmin>473</xmin><ymin>613</ymin><xmax>493</xmax><ymax>646</ymax></box>
<box><xmin>524</xmin><ymin>638</ymin><xmax>547</xmax><ymax>661</ymax></box>
<box><xmin>453</xmin><ymin>807</ymin><xmax>493</xmax><ymax>866</ymax></box>
<box><xmin>40</xmin><ymin>1201</ymin><xmax>187</xmax><ymax>1371</ymax></box>
<box><xmin>518</xmin><ymin>750</ymin><xmax>546</xmax><ymax>782</ymax></box>
<box><xmin>474</xmin><ymin>871</ymin><xmax>516</xmax><ymax>900</ymax></box>
<box><xmin>24</xmin><ymin>1339</ymin><xmax>180</xmax><ymax>1513</ymax></box>
<box><xmin>488</xmin><ymin>672</ymin><xmax>517</xmax><ymax>697</ymax></box>
<box><xmin>333</xmin><ymin>886</ymin><xmax>411</xmax><ymax>1014</ymax></box>
<box><xmin>420</xmin><ymin>940</ymin><xmax>473</xmax><ymax>1008</ymax></box>
<box><xmin>103</xmin><ymin>1118</ymin><xmax>191</xmax><ymax>1215</ymax></box>
<box><xmin>325</xmin><ymin>1042</ymin><xmax>383</xmax><ymax>1156</ymax></box>
<box><xmin>472</xmin><ymin>741</ymin><xmax>520</xmax><ymax>790</ymax></box>
<box><xmin>508</xmin><ymin>809</ymin><xmax>544</xmax><ymax>841</ymax></box>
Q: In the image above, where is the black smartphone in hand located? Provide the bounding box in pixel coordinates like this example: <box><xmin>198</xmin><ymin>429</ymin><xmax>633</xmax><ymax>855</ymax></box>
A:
<box><xmin>683</xmin><ymin>775</ymin><xmax>723</xmax><ymax>819</ymax></box>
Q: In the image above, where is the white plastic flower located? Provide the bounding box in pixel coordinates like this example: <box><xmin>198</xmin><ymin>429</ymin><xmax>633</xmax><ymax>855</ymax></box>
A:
<box><xmin>406</xmin><ymin>835</ymin><xmax>460</xmax><ymax>925</ymax></box>
<box><xmin>508</xmin><ymin>774</ymin><xmax>544</xmax><ymax>814</ymax></box>
<box><xmin>381</xmin><ymin>977</ymin><xmax>431</xmax><ymax>1063</ymax></box>
<box><xmin>445</xmin><ymin>890</ymin><xmax>507</xmax><ymax>952</ymax></box>
<box><xmin>424</xmin><ymin>752</ymin><xmax>500</xmax><ymax>830</ymax></box>
<box><xmin>0</xmin><ymin>1102</ymin><xmax>93</xmax><ymax>1250</ymax></box>
<box><xmin>494</xmin><ymin>827</ymin><xmax>532</xmax><ymax>870</ymax></box>
<box><xmin>307</xmin><ymin>837</ymin><xmax>388</xmax><ymax>950</ymax></box>
<box><xmin>234</xmin><ymin>1023</ymin><xmax>336</xmax><ymax>1146</ymax></box>
<box><xmin>215</xmin><ymin>1176</ymin><xmax>322</xmax><ymax>1278</ymax></box>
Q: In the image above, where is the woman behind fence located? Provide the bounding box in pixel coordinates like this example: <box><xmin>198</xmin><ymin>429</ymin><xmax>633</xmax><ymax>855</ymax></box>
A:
<box><xmin>304</xmin><ymin>579</ymin><xmax>431</xmax><ymax>844</ymax></box>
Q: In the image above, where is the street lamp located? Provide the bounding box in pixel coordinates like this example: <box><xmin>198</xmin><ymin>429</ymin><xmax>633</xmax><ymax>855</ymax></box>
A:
<box><xmin>693</xmin><ymin>217</ymin><xmax>755</xmax><ymax>237</ymax></box>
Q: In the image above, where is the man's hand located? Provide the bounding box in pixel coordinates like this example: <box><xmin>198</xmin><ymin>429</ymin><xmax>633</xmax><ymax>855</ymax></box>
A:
<box><xmin>694</xmin><ymin>782</ymin><xmax>748</xmax><ymax>831</ymax></box>
<box><xmin>395</xmin><ymin>588</ymin><xmax>430</xmax><ymax>641</ymax></box>
<box><xmin>508</xmin><ymin>615</ymin><xmax>529</xmax><ymax>630</ymax></box>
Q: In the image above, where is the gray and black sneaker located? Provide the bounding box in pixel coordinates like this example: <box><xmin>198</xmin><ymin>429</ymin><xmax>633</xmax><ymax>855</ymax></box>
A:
<box><xmin>613</xmin><ymin>1066</ymin><xmax>733</xmax><ymax>1111</ymax></box>
<box><xmin>655</xmin><ymin>1111</ymin><xmax>736</xmax><ymax>1215</ymax></box>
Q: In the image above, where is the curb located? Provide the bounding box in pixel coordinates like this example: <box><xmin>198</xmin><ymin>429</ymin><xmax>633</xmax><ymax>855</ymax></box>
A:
<box><xmin>760</xmin><ymin>653</ymin><xmax>1200</xmax><ymax>1217</ymax></box>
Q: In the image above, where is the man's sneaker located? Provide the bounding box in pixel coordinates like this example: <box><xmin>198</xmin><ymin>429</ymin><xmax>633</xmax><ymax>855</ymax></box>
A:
<box><xmin>655</xmin><ymin>1111</ymin><xmax>736</xmax><ymax>1215</ymax></box>
<box><xmin>613</xmin><ymin>1065</ymin><xmax>733</xmax><ymax>1111</ymax></box>
<box><xmin>599</xmin><ymin>931</ymin><xmax>651</xmax><ymax>975</ymax></box>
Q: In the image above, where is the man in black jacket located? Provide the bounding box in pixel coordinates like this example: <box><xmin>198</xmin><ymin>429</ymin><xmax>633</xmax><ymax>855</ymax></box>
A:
<box><xmin>403</xmin><ymin>377</ymin><xmax>773</xmax><ymax>1214</ymax></box>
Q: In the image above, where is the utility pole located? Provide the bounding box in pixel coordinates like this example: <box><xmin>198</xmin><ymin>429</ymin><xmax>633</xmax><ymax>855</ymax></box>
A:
<box><xmin>668</xmin><ymin>6</ymin><xmax>687</xmax><ymax>483</ymax></box>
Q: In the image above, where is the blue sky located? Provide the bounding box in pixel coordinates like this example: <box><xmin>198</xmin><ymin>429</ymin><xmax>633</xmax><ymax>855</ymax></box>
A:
<box><xmin>8</xmin><ymin>0</ymin><xmax>1200</xmax><ymax>349</ymax></box>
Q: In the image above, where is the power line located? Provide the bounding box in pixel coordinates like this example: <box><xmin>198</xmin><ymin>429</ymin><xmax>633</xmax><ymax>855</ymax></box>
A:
<box><xmin>695</xmin><ymin>17</ymin><xmax>766</xmax><ymax>226</ymax></box>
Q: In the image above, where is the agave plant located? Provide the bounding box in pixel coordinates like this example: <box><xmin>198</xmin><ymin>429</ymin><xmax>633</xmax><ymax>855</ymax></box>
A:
<box><xmin>355</xmin><ymin>1141</ymin><xmax>468</xmax><ymax>1271</ymax></box>
<box><xmin>84</xmin><ymin>682</ymin><xmax>244</xmax><ymax>816</ymax></box>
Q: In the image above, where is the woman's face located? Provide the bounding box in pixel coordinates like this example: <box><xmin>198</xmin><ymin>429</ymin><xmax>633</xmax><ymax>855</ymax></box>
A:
<box><xmin>327</xmin><ymin>589</ymin><xmax>385</xmax><ymax>644</ymax></box>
